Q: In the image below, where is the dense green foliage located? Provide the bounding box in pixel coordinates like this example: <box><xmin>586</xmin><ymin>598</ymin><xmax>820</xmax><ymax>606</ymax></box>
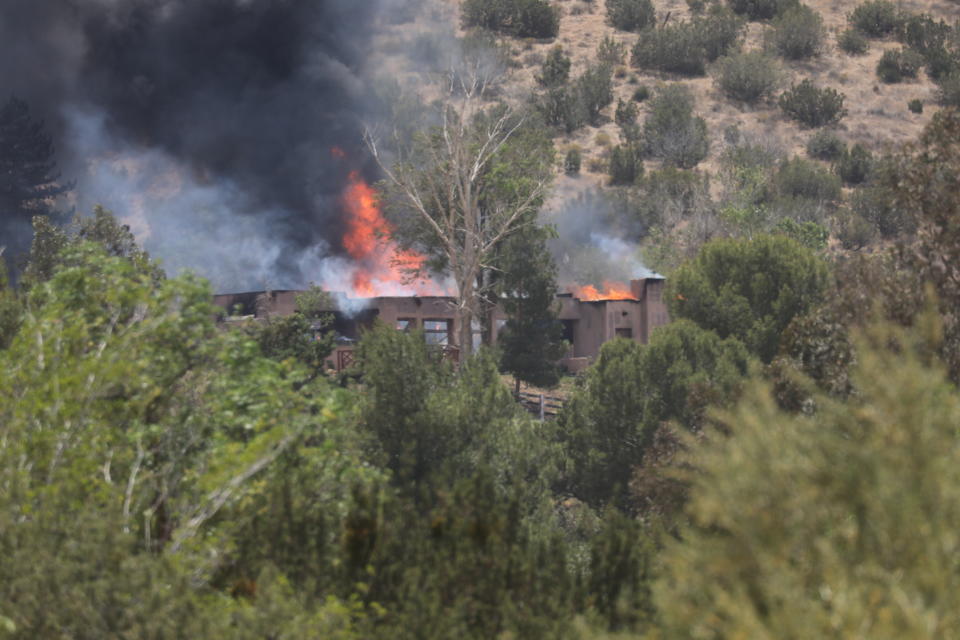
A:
<box><xmin>767</xmin><ymin>4</ymin><xmax>824</xmax><ymax>60</ymax></box>
<box><xmin>606</xmin><ymin>0</ymin><xmax>656</xmax><ymax>32</ymax></box>
<box><xmin>461</xmin><ymin>0</ymin><xmax>559</xmax><ymax>38</ymax></box>
<box><xmin>631</xmin><ymin>5</ymin><xmax>744</xmax><ymax>76</ymax></box>
<box><xmin>668</xmin><ymin>235</ymin><xmax>829</xmax><ymax>362</ymax></box>
<box><xmin>778</xmin><ymin>79</ymin><xmax>847</xmax><ymax>127</ymax></box>
<box><xmin>877</xmin><ymin>47</ymin><xmax>924</xmax><ymax>83</ymax></box>
<box><xmin>656</xmin><ymin>322</ymin><xmax>960</xmax><ymax>637</ymax></box>
<box><xmin>712</xmin><ymin>50</ymin><xmax>782</xmax><ymax>103</ymax></box>
<box><xmin>539</xmin><ymin>45</ymin><xmax>571</xmax><ymax>87</ymax></box>
<box><xmin>558</xmin><ymin>321</ymin><xmax>748</xmax><ymax>508</ymax></box>
<box><xmin>848</xmin><ymin>0</ymin><xmax>902</xmax><ymax>37</ymax></box>
<box><xmin>727</xmin><ymin>0</ymin><xmax>799</xmax><ymax>21</ymax></box>
<box><xmin>642</xmin><ymin>84</ymin><xmax>710</xmax><ymax>169</ymax></box>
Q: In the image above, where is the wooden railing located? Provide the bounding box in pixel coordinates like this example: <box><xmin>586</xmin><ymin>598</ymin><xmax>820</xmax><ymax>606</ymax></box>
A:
<box><xmin>518</xmin><ymin>391</ymin><xmax>564</xmax><ymax>420</ymax></box>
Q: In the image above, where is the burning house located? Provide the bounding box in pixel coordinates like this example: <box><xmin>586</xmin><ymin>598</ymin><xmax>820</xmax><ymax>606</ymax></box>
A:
<box><xmin>213</xmin><ymin>276</ymin><xmax>669</xmax><ymax>373</ymax></box>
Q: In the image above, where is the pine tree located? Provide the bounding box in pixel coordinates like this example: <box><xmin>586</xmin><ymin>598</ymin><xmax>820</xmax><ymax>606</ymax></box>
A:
<box><xmin>0</xmin><ymin>97</ymin><xmax>71</xmax><ymax>257</ymax></box>
<box><xmin>497</xmin><ymin>228</ymin><xmax>567</xmax><ymax>395</ymax></box>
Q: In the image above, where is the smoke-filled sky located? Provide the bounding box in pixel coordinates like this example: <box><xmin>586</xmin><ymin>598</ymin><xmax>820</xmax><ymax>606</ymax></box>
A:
<box><xmin>1</xmin><ymin>0</ymin><xmax>406</xmax><ymax>290</ymax></box>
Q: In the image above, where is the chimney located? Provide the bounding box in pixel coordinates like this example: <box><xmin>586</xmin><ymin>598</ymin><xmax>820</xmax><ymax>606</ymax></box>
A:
<box><xmin>630</xmin><ymin>278</ymin><xmax>646</xmax><ymax>301</ymax></box>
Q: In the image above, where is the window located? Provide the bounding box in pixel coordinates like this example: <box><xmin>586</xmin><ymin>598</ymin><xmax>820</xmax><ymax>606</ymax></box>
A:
<box><xmin>396</xmin><ymin>318</ymin><xmax>416</xmax><ymax>332</ymax></box>
<box><xmin>424</xmin><ymin>319</ymin><xmax>451</xmax><ymax>346</ymax></box>
<box><xmin>616</xmin><ymin>327</ymin><xmax>633</xmax><ymax>339</ymax></box>
<box><xmin>561</xmin><ymin>319</ymin><xmax>576</xmax><ymax>344</ymax></box>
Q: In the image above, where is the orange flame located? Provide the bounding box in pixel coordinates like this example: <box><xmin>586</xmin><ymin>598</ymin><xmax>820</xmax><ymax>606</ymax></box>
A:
<box><xmin>341</xmin><ymin>170</ymin><xmax>445</xmax><ymax>298</ymax></box>
<box><xmin>568</xmin><ymin>281</ymin><xmax>637</xmax><ymax>301</ymax></box>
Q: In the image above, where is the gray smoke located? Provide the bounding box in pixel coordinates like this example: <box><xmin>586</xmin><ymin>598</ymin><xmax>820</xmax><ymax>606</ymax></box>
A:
<box><xmin>0</xmin><ymin>0</ymin><xmax>397</xmax><ymax>290</ymax></box>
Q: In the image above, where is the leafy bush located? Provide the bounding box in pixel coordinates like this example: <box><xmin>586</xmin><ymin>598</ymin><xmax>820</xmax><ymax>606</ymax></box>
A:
<box><xmin>655</xmin><ymin>325</ymin><xmax>960</xmax><ymax>638</ymax></box>
<box><xmin>608</xmin><ymin>144</ymin><xmax>644</xmax><ymax>185</ymax></box>
<box><xmin>606</xmin><ymin>0</ymin><xmax>656</xmax><ymax>32</ymax></box>
<box><xmin>538</xmin><ymin>86</ymin><xmax>585</xmax><ymax>133</ymax></box>
<box><xmin>806</xmin><ymin>129</ymin><xmax>846</xmax><ymax>160</ymax></box>
<box><xmin>668</xmin><ymin>234</ymin><xmax>828</xmax><ymax>362</ymax></box>
<box><xmin>576</xmin><ymin>63</ymin><xmax>615</xmax><ymax>125</ymax></box>
<box><xmin>596</xmin><ymin>35</ymin><xmax>627</xmax><ymax>65</ymax></box>
<box><xmin>727</xmin><ymin>0</ymin><xmax>799</xmax><ymax>21</ymax></box>
<box><xmin>697</xmin><ymin>5</ymin><xmax>747</xmax><ymax>62</ymax></box>
<box><xmin>564</xmin><ymin>147</ymin><xmax>582</xmax><ymax>174</ymax></box>
<box><xmin>848</xmin><ymin>0</ymin><xmax>902</xmax><ymax>37</ymax></box>
<box><xmin>632</xmin><ymin>85</ymin><xmax>651</xmax><ymax>102</ymax></box>
<box><xmin>833</xmin><ymin>143</ymin><xmax>873</xmax><ymax>185</ymax></box>
<box><xmin>538</xmin><ymin>45</ymin><xmax>571</xmax><ymax>87</ymax></box>
<box><xmin>779</xmin><ymin>79</ymin><xmax>847</xmax><ymax>127</ymax></box>
<box><xmin>838</xmin><ymin>27</ymin><xmax>869</xmax><ymax>54</ymax></box>
<box><xmin>851</xmin><ymin>183</ymin><xmax>913</xmax><ymax>238</ymax></box>
<box><xmin>774</xmin><ymin>156</ymin><xmax>842</xmax><ymax>203</ymax></box>
<box><xmin>939</xmin><ymin>72</ymin><xmax>960</xmax><ymax>107</ymax></box>
<box><xmin>632</xmin><ymin>22</ymin><xmax>708</xmax><ymax>75</ymax></box>
<box><xmin>774</xmin><ymin>218</ymin><xmax>829</xmax><ymax>250</ymax></box>
<box><xmin>461</xmin><ymin>0</ymin><xmax>560</xmax><ymax>38</ymax></box>
<box><xmin>834</xmin><ymin>208</ymin><xmax>879</xmax><ymax>249</ymax></box>
<box><xmin>767</xmin><ymin>4</ymin><xmax>825</xmax><ymax>60</ymax></box>
<box><xmin>632</xmin><ymin>7</ymin><xmax>743</xmax><ymax>75</ymax></box>
<box><xmin>908</xmin><ymin>98</ymin><xmax>924</xmax><ymax>113</ymax></box>
<box><xmin>713</xmin><ymin>50</ymin><xmax>782</xmax><ymax>103</ymax></box>
<box><xmin>615</xmin><ymin>98</ymin><xmax>639</xmax><ymax>128</ymax></box>
<box><xmin>897</xmin><ymin>13</ymin><xmax>952</xmax><ymax>55</ymax></box>
<box><xmin>643</xmin><ymin>84</ymin><xmax>711</xmax><ymax>169</ymax></box>
<box><xmin>876</xmin><ymin>47</ymin><xmax>924</xmax><ymax>82</ymax></box>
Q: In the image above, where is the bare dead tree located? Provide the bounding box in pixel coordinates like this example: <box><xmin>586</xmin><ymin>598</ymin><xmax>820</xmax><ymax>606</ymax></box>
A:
<box><xmin>365</xmin><ymin>63</ymin><xmax>553</xmax><ymax>357</ymax></box>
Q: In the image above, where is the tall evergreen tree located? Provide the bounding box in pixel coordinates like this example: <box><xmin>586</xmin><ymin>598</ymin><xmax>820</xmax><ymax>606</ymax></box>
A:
<box><xmin>497</xmin><ymin>228</ymin><xmax>567</xmax><ymax>395</ymax></box>
<box><xmin>0</xmin><ymin>97</ymin><xmax>71</xmax><ymax>259</ymax></box>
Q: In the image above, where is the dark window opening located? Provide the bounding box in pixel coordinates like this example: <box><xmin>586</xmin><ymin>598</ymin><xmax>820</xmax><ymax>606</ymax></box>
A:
<box><xmin>397</xmin><ymin>318</ymin><xmax>417</xmax><ymax>332</ymax></box>
<box><xmin>424</xmin><ymin>319</ymin><xmax>452</xmax><ymax>346</ymax></box>
<box><xmin>616</xmin><ymin>327</ymin><xmax>633</xmax><ymax>339</ymax></box>
<box><xmin>562</xmin><ymin>320</ymin><xmax>576</xmax><ymax>344</ymax></box>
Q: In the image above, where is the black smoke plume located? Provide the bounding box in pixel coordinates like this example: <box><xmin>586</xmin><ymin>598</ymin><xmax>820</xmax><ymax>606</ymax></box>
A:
<box><xmin>0</xmin><ymin>0</ymin><xmax>392</xmax><ymax>289</ymax></box>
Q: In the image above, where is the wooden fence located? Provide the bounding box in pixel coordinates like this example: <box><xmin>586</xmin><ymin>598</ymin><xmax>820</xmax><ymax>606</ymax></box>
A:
<box><xmin>517</xmin><ymin>391</ymin><xmax>564</xmax><ymax>420</ymax></box>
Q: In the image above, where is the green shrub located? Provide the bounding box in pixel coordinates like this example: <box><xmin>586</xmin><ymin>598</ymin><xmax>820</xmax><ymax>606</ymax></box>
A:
<box><xmin>833</xmin><ymin>143</ymin><xmax>873</xmax><ymax>185</ymax></box>
<box><xmin>834</xmin><ymin>208</ymin><xmax>879</xmax><ymax>250</ymax></box>
<box><xmin>687</xmin><ymin>0</ymin><xmax>706</xmax><ymax>13</ymax></box>
<box><xmin>713</xmin><ymin>50</ymin><xmax>782</xmax><ymax>103</ymax></box>
<box><xmin>838</xmin><ymin>27</ymin><xmax>869</xmax><ymax>54</ymax></box>
<box><xmin>806</xmin><ymin>129</ymin><xmax>846</xmax><ymax>160</ymax></box>
<box><xmin>606</xmin><ymin>0</ymin><xmax>656</xmax><ymax>32</ymax></box>
<box><xmin>779</xmin><ymin>79</ymin><xmax>847</xmax><ymax>127</ymax></box>
<box><xmin>538</xmin><ymin>87</ymin><xmax>586</xmax><ymax>133</ymax></box>
<box><xmin>876</xmin><ymin>48</ymin><xmax>924</xmax><ymax>83</ymax></box>
<box><xmin>615</xmin><ymin>97</ymin><xmax>639</xmax><ymax>127</ymax></box>
<box><xmin>608</xmin><ymin>144</ymin><xmax>644</xmax><ymax>185</ymax></box>
<box><xmin>897</xmin><ymin>13</ymin><xmax>951</xmax><ymax>55</ymax></box>
<box><xmin>632</xmin><ymin>22</ymin><xmax>708</xmax><ymax>75</ymax></box>
<box><xmin>461</xmin><ymin>0</ymin><xmax>560</xmax><ymax>38</ymax></box>
<box><xmin>848</xmin><ymin>0</ymin><xmax>902</xmax><ymax>37</ymax></box>
<box><xmin>643</xmin><ymin>84</ymin><xmax>710</xmax><ymax>169</ymax></box>
<box><xmin>851</xmin><ymin>184</ymin><xmax>913</xmax><ymax>238</ymax></box>
<box><xmin>727</xmin><ymin>0</ymin><xmax>799</xmax><ymax>21</ymax></box>
<box><xmin>774</xmin><ymin>218</ymin><xmax>829</xmax><ymax>250</ymax></box>
<box><xmin>697</xmin><ymin>5</ymin><xmax>747</xmax><ymax>62</ymax></box>
<box><xmin>538</xmin><ymin>45</ymin><xmax>571</xmax><ymax>87</ymax></box>
<box><xmin>767</xmin><ymin>4</ymin><xmax>825</xmax><ymax>60</ymax></box>
<box><xmin>632</xmin><ymin>85</ymin><xmax>651</xmax><ymax>102</ymax></box>
<box><xmin>908</xmin><ymin>98</ymin><xmax>924</xmax><ymax>113</ymax></box>
<box><xmin>596</xmin><ymin>35</ymin><xmax>627</xmax><ymax>65</ymax></box>
<box><xmin>923</xmin><ymin>46</ymin><xmax>960</xmax><ymax>81</ymax></box>
<box><xmin>939</xmin><ymin>72</ymin><xmax>960</xmax><ymax>107</ymax></box>
<box><xmin>632</xmin><ymin>7</ymin><xmax>743</xmax><ymax>75</ymax></box>
<box><xmin>564</xmin><ymin>147</ymin><xmax>582</xmax><ymax>174</ymax></box>
<box><xmin>576</xmin><ymin>63</ymin><xmax>615</xmax><ymax>125</ymax></box>
<box><xmin>774</xmin><ymin>156</ymin><xmax>842</xmax><ymax>203</ymax></box>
